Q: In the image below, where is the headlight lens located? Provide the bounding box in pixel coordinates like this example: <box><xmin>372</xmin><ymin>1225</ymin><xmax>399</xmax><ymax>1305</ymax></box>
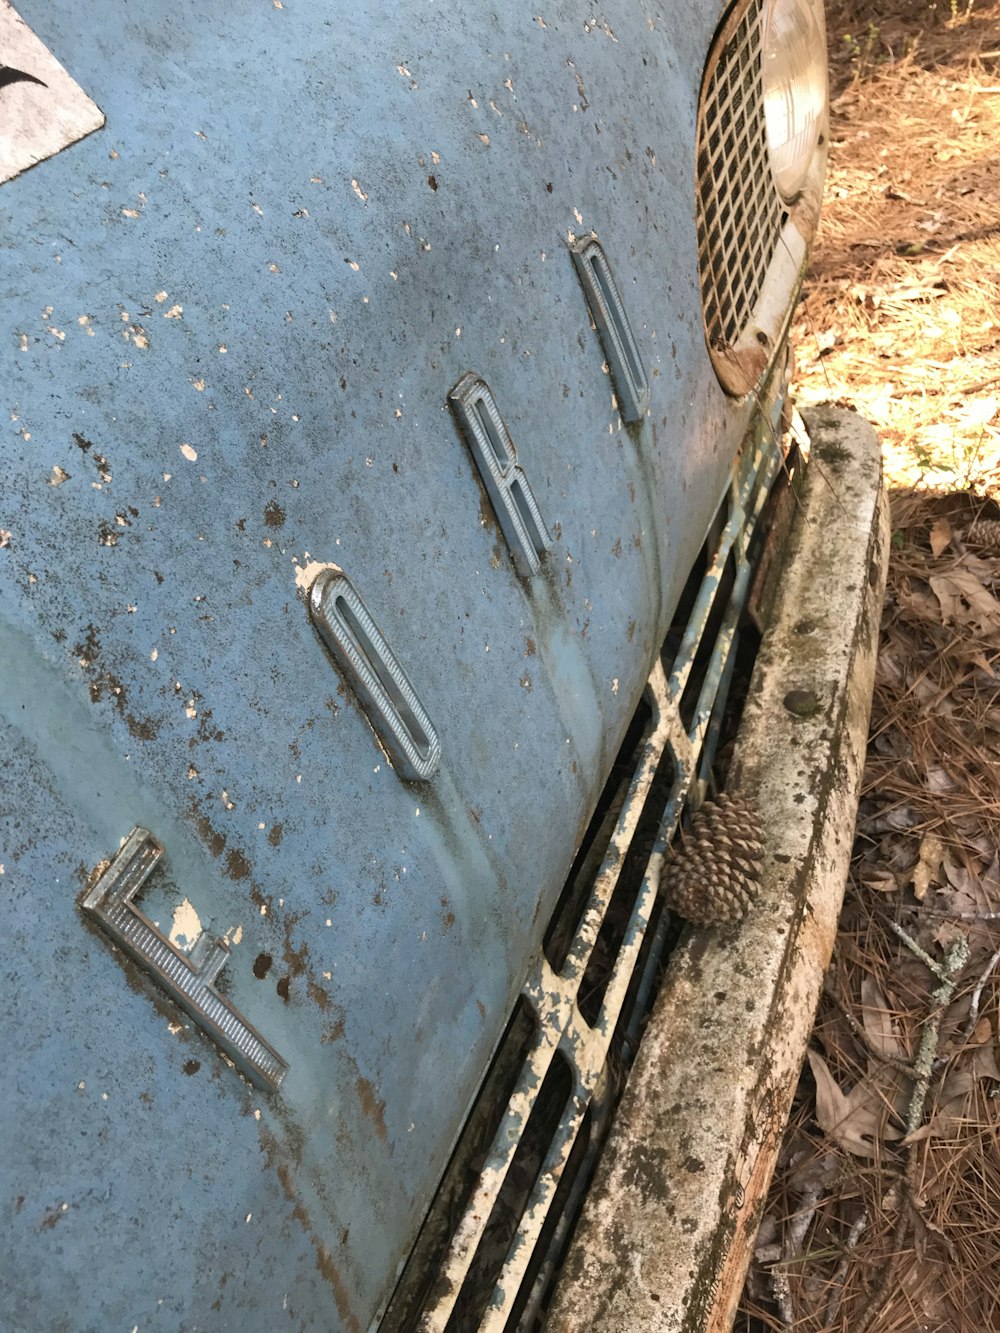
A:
<box><xmin>760</xmin><ymin>0</ymin><xmax>827</xmax><ymax>202</ymax></box>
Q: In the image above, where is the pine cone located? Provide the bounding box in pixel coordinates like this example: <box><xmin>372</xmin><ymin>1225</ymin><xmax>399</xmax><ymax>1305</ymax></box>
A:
<box><xmin>665</xmin><ymin>792</ymin><xmax>764</xmax><ymax>924</ymax></box>
<box><xmin>964</xmin><ymin>517</ymin><xmax>1000</xmax><ymax>551</ymax></box>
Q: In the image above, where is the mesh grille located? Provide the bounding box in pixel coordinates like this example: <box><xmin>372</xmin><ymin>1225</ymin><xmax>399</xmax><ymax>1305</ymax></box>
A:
<box><xmin>696</xmin><ymin>0</ymin><xmax>785</xmax><ymax>352</ymax></box>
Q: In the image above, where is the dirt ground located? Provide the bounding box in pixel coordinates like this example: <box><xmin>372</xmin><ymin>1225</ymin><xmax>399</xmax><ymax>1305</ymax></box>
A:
<box><xmin>738</xmin><ymin>5</ymin><xmax>1000</xmax><ymax>1331</ymax></box>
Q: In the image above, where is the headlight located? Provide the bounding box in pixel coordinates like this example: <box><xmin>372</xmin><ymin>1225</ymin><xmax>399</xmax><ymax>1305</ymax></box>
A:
<box><xmin>761</xmin><ymin>0</ymin><xmax>828</xmax><ymax>202</ymax></box>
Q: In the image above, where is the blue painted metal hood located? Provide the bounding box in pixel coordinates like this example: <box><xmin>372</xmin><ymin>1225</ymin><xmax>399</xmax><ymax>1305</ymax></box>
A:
<box><xmin>0</xmin><ymin>2</ymin><xmax>756</xmax><ymax>1327</ymax></box>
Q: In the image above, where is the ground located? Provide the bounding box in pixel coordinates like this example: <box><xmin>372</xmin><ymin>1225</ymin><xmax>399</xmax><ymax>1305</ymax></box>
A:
<box><xmin>737</xmin><ymin>5</ymin><xmax>1000</xmax><ymax>1330</ymax></box>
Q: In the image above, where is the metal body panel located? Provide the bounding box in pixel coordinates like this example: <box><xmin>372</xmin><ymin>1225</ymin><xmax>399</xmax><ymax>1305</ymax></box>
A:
<box><xmin>1</xmin><ymin>3</ymin><xmax>768</xmax><ymax>1329</ymax></box>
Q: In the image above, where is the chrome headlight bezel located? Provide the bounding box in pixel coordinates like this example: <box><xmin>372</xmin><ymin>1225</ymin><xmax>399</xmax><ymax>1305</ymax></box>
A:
<box><xmin>761</xmin><ymin>0</ymin><xmax>829</xmax><ymax>203</ymax></box>
<box><xmin>695</xmin><ymin>0</ymin><xmax>829</xmax><ymax>398</ymax></box>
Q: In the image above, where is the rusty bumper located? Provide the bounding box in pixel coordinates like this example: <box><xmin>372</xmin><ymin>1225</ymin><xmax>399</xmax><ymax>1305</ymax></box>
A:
<box><xmin>547</xmin><ymin>407</ymin><xmax>889</xmax><ymax>1332</ymax></box>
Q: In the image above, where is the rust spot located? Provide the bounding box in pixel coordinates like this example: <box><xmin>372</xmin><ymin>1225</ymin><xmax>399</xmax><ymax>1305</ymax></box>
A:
<box><xmin>224</xmin><ymin>848</ymin><xmax>251</xmax><ymax>880</ymax></box>
<box><xmin>265</xmin><ymin>1139</ymin><xmax>361</xmax><ymax>1330</ymax></box>
<box><xmin>282</xmin><ymin>914</ymin><xmax>309</xmax><ymax>977</ymax></box>
<box><xmin>263</xmin><ymin>500</ymin><xmax>286</xmax><ymax>528</ymax></box>
<box><xmin>315</xmin><ymin>1243</ymin><xmax>361</xmax><ymax>1333</ymax></box>
<box><xmin>524</xmin><ymin>636</ymin><xmax>537</xmax><ymax>657</ymax></box>
<box><xmin>427</xmin><ymin>174</ymin><xmax>439</xmax><ymax>191</ymax></box>
<box><xmin>627</xmin><ymin>618</ymin><xmax>637</xmax><ymax>642</ymax></box>
<box><xmin>276</xmin><ymin>975</ymin><xmax>291</xmax><ymax>1002</ymax></box>
<box><xmin>612</xmin><ymin>536</ymin><xmax>622</xmax><ymax>558</ymax></box>
<box><xmin>306</xmin><ymin>978</ymin><xmax>331</xmax><ymax>1009</ymax></box>
<box><xmin>267</xmin><ymin>822</ymin><xmax>283</xmax><ymax>847</ymax></box>
<box><xmin>195</xmin><ymin>814</ymin><xmax>227</xmax><ymax>858</ymax></box>
<box><xmin>253</xmin><ymin>952</ymin><xmax>273</xmax><ymax>979</ymax></box>
<box><xmin>249</xmin><ymin>880</ymin><xmax>275</xmax><ymax>917</ymax></box>
<box><xmin>478</xmin><ymin>489</ymin><xmax>498</xmax><ymax>535</ymax></box>
<box><xmin>356</xmin><ymin>1077</ymin><xmax>388</xmax><ymax>1143</ymax></box>
<box><xmin>40</xmin><ymin>1204</ymin><xmax>67</xmax><ymax>1230</ymax></box>
<box><xmin>126</xmin><ymin>713</ymin><xmax>158</xmax><ymax>740</ymax></box>
<box><xmin>183</xmin><ymin>1059</ymin><xmax>201</xmax><ymax>1076</ymax></box>
<box><xmin>321</xmin><ymin>1015</ymin><xmax>346</xmax><ymax>1043</ymax></box>
<box><xmin>277</xmin><ymin>1162</ymin><xmax>312</xmax><ymax>1232</ymax></box>
<box><xmin>79</xmin><ymin>649</ymin><xmax>161</xmax><ymax>741</ymax></box>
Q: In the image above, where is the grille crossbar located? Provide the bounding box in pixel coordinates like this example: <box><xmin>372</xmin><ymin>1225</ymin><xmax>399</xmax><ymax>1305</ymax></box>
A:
<box><xmin>395</xmin><ymin>415</ymin><xmax>786</xmax><ymax>1333</ymax></box>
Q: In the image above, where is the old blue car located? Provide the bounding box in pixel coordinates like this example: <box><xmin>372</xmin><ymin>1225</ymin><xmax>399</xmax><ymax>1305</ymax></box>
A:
<box><xmin>1</xmin><ymin>2</ymin><xmax>886</xmax><ymax>1329</ymax></box>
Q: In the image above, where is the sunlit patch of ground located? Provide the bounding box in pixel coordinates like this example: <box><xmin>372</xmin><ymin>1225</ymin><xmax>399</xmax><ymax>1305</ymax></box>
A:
<box><xmin>738</xmin><ymin>6</ymin><xmax>1000</xmax><ymax>1330</ymax></box>
<box><xmin>794</xmin><ymin>1</ymin><xmax>1000</xmax><ymax>495</ymax></box>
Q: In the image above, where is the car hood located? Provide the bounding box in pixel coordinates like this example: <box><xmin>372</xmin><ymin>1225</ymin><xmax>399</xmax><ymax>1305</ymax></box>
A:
<box><xmin>0</xmin><ymin>2</ymin><xmax>751</xmax><ymax>1327</ymax></box>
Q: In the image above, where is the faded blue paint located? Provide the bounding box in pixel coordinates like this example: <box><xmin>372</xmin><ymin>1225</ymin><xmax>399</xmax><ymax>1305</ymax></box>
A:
<box><xmin>0</xmin><ymin>1</ymin><xmax>776</xmax><ymax>1328</ymax></box>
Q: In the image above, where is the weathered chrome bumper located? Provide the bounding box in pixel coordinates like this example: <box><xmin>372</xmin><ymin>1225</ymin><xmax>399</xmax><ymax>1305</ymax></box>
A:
<box><xmin>547</xmin><ymin>408</ymin><xmax>888</xmax><ymax>1332</ymax></box>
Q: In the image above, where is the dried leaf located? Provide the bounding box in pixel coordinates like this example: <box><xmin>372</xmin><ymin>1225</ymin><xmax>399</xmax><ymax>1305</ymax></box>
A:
<box><xmin>806</xmin><ymin>1050</ymin><xmax>900</xmax><ymax>1158</ymax></box>
<box><xmin>861</xmin><ymin>975</ymin><xmax>907</xmax><ymax>1058</ymax></box>
<box><xmin>911</xmin><ymin>831</ymin><xmax>945</xmax><ymax>902</ymax></box>
<box><xmin>943</xmin><ymin>859</ymin><xmax>976</xmax><ymax>894</ymax></box>
<box><xmin>901</xmin><ymin>1122</ymin><xmax>934</xmax><ymax>1146</ymax></box>
<box><xmin>862</xmin><ymin>869</ymin><xmax>899</xmax><ymax>894</ymax></box>
<box><xmin>971</xmin><ymin>1042</ymin><xmax>1000</xmax><ymax>1082</ymax></box>
<box><xmin>929</xmin><ymin>517</ymin><xmax>952</xmax><ymax>557</ymax></box>
<box><xmin>808</xmin><ymin>1048</ymin><xmax>853</xmax><ymax>1134</ymax></box>
<box><xmin>926</xmin><ymin>765</ymin><xmax>956</xmax><ymax>794</ymax></box>
<box><xmin>981</xmin><ymin>852</ymin><xmax>1000</xmax><ymax>907</ymax></box>
<box><xmin>938</xmin><ymin>1069</ymin><xmax>976</xmax><ymax>1103</ymax></box>
<box><xmin>873</xmin><ymin>805</ymin><xmax>920</xmax><ymax>833</ymax></box>
<box><xmin>972</xmin><ymin>1015</ymin><xmax>993</xmax><ymax>1045</ymax></box>
<box><xmin>942</xmin><ymin>859</ymin><xmax>992</xmax><ymax>914</ymax></box>
<box><xmin>929</xmin><ymin>569</ymin><xmax>1000</xmax><ymax>641</ymax></box>
<box><xmin>933</xmin><ymin>919</ymin><xmax>967</xmax><ymax>951</ymax></box>
<box><xmin>956</xmin><ymin>395</ymin><xmax>998</xmax><ymax>428</ymax></box>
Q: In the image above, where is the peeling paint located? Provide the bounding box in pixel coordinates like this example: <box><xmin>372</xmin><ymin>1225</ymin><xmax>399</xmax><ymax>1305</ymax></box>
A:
<box><xmin>168</xmin><ymin>897</ymin><xmax>203</xmax><ymax>949</ymax></box>
<box><xmin>294</xmin><ymin>558</ymin><xmax>342</xmax><ymax>592</ymax></box>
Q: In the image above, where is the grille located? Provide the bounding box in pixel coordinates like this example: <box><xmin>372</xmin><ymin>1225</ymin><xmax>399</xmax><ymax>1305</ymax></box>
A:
<box><xmin>696</xmin><ymin>0</ymin><xmax>785</xmax><ymax>356</ymax></box>
<box><xmin>380</xmin><ymin>398</ymin><xmax>789</xmax><ymax>1333</ymax></box>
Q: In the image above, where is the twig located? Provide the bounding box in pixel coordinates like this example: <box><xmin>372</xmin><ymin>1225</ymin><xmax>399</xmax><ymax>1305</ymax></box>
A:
<box><xmin>787</xmin><ymin>1182</ymin><xmax>823</xmax><ymax>1260</ymax></box>
<box><xmin>771</xmin><ymin>1267</ymin><xmax>794</xmax><ymax>1330</ymax></box>
<box><xmin>769</xmin><ymin>1182</ymin><xmax>822</xmax><ymax>1329</ymax></box>
<box><xmin>854</xmin><ymin>1174</ymin><xmax>915</xmax><ymax>1333</ymax></box>
<box><xmin>958</xmin><ymin>944</ymin><xmax>1000</xmax><ymax>1045</ymax></box>
<box><xmin>823</xmin><ymin>1211</ymin><xmax>868</xmax><ymax>1329</ymax></box>
<box><xmin>930</xmin><ymin>944</ymin><xmax>1000</xmax><ymax>1075</ymax></box>
<box><xmin>889</xmin><ymin>920</ymin><xmax>952</xmax><ymax>982</ymax></box>
<box><xmin>920</xmin><ymin>908</ymin><xmax>1000</xmax><ymax>921</ymax></box>
<box><xmin>853</xmin><ymin>938</ymin><xmax>969</xmax><ymax>1333</ymax></box>
<box><xmin>907</xmin><ymin>936</ymin><xmax>969</xmax><ymax>1135</ymax></box>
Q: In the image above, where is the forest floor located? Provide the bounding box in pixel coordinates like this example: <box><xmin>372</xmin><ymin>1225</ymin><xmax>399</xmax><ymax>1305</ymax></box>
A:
<box><xmin>738</xmin><ymin>4</ymin><xmax>1000</xmax><ymax>1331</ymax></box>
